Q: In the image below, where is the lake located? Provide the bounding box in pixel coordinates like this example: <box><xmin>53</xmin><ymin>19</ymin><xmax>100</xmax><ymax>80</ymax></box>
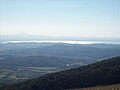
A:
<box><xmin>1</xmin><ymin>40</ymin><xmax>120</xmax><ymax>44</ymax></box>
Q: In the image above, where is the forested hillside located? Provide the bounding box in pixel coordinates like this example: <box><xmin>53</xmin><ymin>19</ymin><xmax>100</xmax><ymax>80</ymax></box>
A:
<box><xmin>1</xmin><ymin>56</ymin><xmax>120</xmax><ymax>90</ymax></box>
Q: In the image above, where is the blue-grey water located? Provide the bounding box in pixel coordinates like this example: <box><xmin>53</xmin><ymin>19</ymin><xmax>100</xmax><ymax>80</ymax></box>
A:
<box><xmin>1</xmin><ymin>40</ymin><xmax>120</xmax><ymax>44</ymax></box>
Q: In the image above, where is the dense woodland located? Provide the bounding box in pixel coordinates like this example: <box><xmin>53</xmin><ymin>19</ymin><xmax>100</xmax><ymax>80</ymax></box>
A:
<box><xmin>1</xmin><ymin>56</ymin><xmax>120</xmax><ymax>90</ymax></box>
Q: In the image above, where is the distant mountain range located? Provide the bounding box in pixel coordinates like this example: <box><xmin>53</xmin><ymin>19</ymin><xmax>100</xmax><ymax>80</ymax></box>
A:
<box><xmin>1</xmin><ymin>56</ymin><xmax>120</xmax><ymax>90</ymax></box>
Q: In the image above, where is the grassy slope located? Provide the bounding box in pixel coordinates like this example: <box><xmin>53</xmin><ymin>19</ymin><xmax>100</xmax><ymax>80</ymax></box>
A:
<box><xmin>69</xmin><ymin>84</ymin><xmax>120</xmax><ymax>90</ymax></box>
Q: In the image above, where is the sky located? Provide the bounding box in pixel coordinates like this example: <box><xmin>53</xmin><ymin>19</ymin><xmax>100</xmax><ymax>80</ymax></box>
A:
<box><xmin>0</xmin><ymin>0</ymin><xmax>120</xmax><ymax>38</ymax></box>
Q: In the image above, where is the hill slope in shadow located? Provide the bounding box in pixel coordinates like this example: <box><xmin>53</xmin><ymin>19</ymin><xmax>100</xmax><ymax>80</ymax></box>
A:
<box><xmin>1</xmin><ymin>56</ymin><xmax>120</xmax><ymax>90</ymax></box>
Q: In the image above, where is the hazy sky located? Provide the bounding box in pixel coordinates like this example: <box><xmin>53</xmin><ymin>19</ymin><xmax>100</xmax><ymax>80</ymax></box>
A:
<box><xmin>0</xmin><ymin>0</ymin><xmax>120</xmax><ymax>38</ymax></box>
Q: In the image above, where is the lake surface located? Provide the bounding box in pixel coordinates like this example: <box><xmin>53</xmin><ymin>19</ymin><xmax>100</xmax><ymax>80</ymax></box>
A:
<box><xmin>1</xmin><ymin>40</ymin><xmax>120</xmax><ymax>44</ymax></box>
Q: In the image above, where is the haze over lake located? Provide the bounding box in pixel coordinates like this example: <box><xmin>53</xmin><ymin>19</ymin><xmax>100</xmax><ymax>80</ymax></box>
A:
<box><xmin>1</xmin><ymin>40</ymin><xmax>120</xmax><ymax>44</ymax></box>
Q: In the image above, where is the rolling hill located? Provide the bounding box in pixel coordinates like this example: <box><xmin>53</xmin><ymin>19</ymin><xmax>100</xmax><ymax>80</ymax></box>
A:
<box><xmin>1</xmin><ymin>43</ymin><xmax>120</xmax><ymax>85</ymax></box>
<box><xmin>1</xmin><ymin>56</ymin><xmax>120</xmax><ymax>90</ymax></box>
